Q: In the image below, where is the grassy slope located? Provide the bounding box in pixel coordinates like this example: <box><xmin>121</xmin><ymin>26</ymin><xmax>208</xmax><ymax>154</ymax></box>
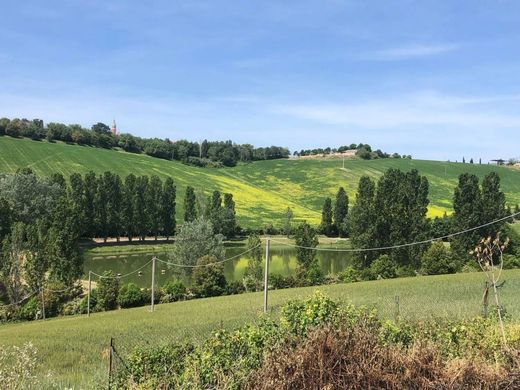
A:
<box><xmin>1</xmin><ymin>136</ymin><xmax>520</xmax><ymax>227</ymax></box>
<box><xmin>1</xmin><ymin>270</ymin><xmax>520</xmax><ymax>388</ymax></box>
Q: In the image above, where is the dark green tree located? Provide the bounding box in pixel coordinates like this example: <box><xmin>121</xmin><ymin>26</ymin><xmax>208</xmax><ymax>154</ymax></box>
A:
<box><xmin>107</xmin><ymin>173</ymin><xmax>123</xmax><ymax>241</ymax></box>
<box><xmin>451</xmin><ymin>173</ymin><xmax>483</xmax><ymax>263</ymax></box>
<box><xmin>294</xmin><ymin>221</ymin><xmax>320</xmax><ymax>281</ymax></box>
<box><xmin>123</xmin><ymin>174</ymin><xmax>137</xmax><ymax>241</ymax></box>
<box><xmin>515</xmin><ymin>204</ymin><xmax>520</xmax><ymax>221</ymax></box>
<box><xmin>481</xmin><ymin>172</ymin><xmax>506</xmax><ymax>237</ymax></box>
<box><xmin>134</xmin><ymin>176</ymin><xmax>149</xmax><ymax>241</ymax></box>
<box><xmin>147</xmin><ymin>175</ymin><xmax>163</xmax><ymax>240</ymax></box>
<box><xmin>184</xmin><ymin>186</ymin><xmax>197</xmax><ymax>222</ymax></box>
<box><xmin>95</xmin><ymin>173</ymin><xmax>110</xmax><ymax>241</ymax></box>
<box><xmin>334</xmin><ymin>187</ymin><xmax>349</xmax><ymax>237</ymax></box>
<box><xmin>244</xmin><ymin>234</ymin><xmax>263</xmax><ymax>288</ymax></box>
<box><xmin>320</xmin><ymin>197</ymin><xmax>334</xmax><ymax>236</ymax></box>
<box><xmin>96</xmin><ymin>271</ymin><xmax>119</xmax><ymax>311</ymax></box>
<box><xmin>91</xmin><ymin>122</ymin><xmax>111</xmax><ymax>134</ymax></box>
<box><xmin>0</xmin><ymin>197</ymin><xmax>11</xmax><ymax>242</ymax></box>
<box><xmin>69</xmin><ymin>173</ymin><xmax>85</xmax><ymax>236</ymax></box>
<box><xmin>162</xmin><ymin>177</ymin><xmax>176</xmax><ymax>240</ymax></box>
<box><xmin>221</xmin><ymin>193</ymin><xmax>236</xmax><ymax>238</ymax></box>
<box><xmin>83</xmin><ymin>171</ymin><xmax>97</xmax><ymax>238</ymax></box>
<box><xmin>349</xmin><ymin>176</ymin><xmax>376</xmax><ymax>267</ymax></box>
<box><xmin>192</xmin><ymin>255</ymin><xmax>226</xmax><ymax>297</ymax></box>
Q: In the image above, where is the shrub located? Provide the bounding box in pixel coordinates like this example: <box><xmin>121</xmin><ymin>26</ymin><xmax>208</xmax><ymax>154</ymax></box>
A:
<box><xmin>269</xmin><ymin>273</ymin><xmax>297</xmax><ymax>289</ymax></box>
<box><xmin>420</xmin><ymin>242</ymin><xmax>457</xmax><ymax>275</ymax></box>
<box><xmin>225</xmin><ymin>280</ymin><xmax>245</xmax><ymax>295</ymax></box>
<box><xmin>118</xmin><ymin>283</ymin><xmax>146</xmax><ymax>308</ymax></box>
<box><xmin>339</xmin><ymin>266</ymin><xmax>360</xmax><ymax>283</ymax></box>
<box><xmin>18</xmin><ymin>297</ymin><xmax>40</xmax><ymax>321</ymax></box>
<box><xmin>191</xmin><ymin>255</ymin><xmax>226</xmax><ymax>298</ymax></box>
<box><xmin>96</xmin><ymin>271</ymin><xmax>120</xmax><ymax>311</ymax></box>
<box><xmin>162</xmin><ymin>281</ymin><xmax>187</xmax><ymax>301</ymax></box>
<box><xmin>370</xmin><ymin>254</ymin><xmax>397</xmax><ymax>279</ymax></box>
<box><xmin>503</xmin><ymin>254</ymin><xmax>520</xmax><ymax>269</ymax></box>
<box><xmin>281</xmin><ymin>290</ymin><xmax>342</xmax><ymax>336</ymax></box>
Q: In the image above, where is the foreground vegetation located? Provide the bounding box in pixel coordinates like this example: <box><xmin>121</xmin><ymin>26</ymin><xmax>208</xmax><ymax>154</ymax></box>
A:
<box><xmin>1</xmin><ymin>270</ymin><xmax>520</xmax><ymax>388</ymax></box>
<box><xmin>115</xmin><ymin>291</ymin><xmax>520</xmax><ymax>389</ymax></box>
<box><xmin>1</xmin><ymin>136</ymin><xmax>520</xmax><ymax>227</ymax></box>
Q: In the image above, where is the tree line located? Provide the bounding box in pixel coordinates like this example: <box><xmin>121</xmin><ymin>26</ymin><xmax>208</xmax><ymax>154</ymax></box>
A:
<box><xmin>294</xmin><ymin>143</ymin><xmax>411</xmax><ymax>160</ymax></box>
<box><xmin>0</xmin><ymin>117</ymin><xmax>290</xmax><ymax>167</ymax></box>
<box><xmin>319</xmin><ymin>169</ymin><xmax>518</xmax><ymax>276</ymax></box>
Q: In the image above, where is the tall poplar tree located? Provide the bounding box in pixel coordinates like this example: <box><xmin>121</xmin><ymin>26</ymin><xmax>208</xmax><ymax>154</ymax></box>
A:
<box><xmin>146</xmin><ymin>175</ymin><xmax>163</xmax><ymax>240</ymax></box>
<box><xmin>83</xmin><ymin>171</ymin><xmax>97</xmax><ymax>238</ymax></box>
<box><xmin>162</xmin><ymin>177</ymin><xmax>176</xmax><ymax>240</ymax></box>
<box><xmin>334</xmin><ymin>187</ymin><xmax>349</xmax><ymax>237</ymax></box>
<box><xmin>349</xmin><ymin>176</ymin><xmax>376</xmax><ymax>267</ymax></box>
<box><xmin>123</xmin><ymin>174</ymin><xmax>137</xmax><ymax>241</ymax></box>
<box><xmin>320</xmin><ymin>197</ymin><xmax>334</xmax><ymax>236</ymax></box>
<box><xmin>95</xmin><ymin>173</ymin><xmax>109</xmax><ymax>242</ymax></box>
<box><xmin>222</xmin><ymin>193</ymin><xmax>236</xmax><ymax>238</ymax></box>
<box><xmin>134</xmin><ymin>176</ymin><xmax>149</xmax><ymax>241</ymax></box>
<box><xmin>184</xmin><ymin>186</ymin><xmax>197</xmax><ymax>222</ymax></box>
<box><xmin>481</xmin><ymin>172</ymin><xmax>506</xmax><ymax>237</ymax></box>
<box><xmin>451</xmin><ymin>173</ymin><xmax>483</xmax><ymax>262</ymax></box>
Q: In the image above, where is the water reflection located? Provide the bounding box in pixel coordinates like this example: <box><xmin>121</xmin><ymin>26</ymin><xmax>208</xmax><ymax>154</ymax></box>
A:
<box><xmin>84</xmin><ymin>244</ymin><xmax>354</xmax><ymax>288</ymax></box>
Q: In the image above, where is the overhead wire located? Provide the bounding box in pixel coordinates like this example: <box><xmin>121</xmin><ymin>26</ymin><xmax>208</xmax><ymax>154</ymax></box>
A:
<box><xmin>269</xmin><ymin>211</ymin><xmax>520</xmax><ymax>252</ymax></box>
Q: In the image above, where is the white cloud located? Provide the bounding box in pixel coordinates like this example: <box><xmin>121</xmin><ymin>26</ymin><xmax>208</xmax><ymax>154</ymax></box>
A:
<box><xmin>274</xmin><ymin>92</ymin><xmax>520</xmax><ymax>130</ymax></box>
<box><xmin>361</xmin><ymin>44</ymin><xmax>459</xmax><ymax>60</ymax></box>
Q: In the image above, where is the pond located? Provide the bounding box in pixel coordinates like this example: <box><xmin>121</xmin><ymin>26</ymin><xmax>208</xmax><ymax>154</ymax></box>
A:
<box><xmin>83</xmin><ymin>242</ymin><xmax>354</xmax><ymax>288</ymax></box>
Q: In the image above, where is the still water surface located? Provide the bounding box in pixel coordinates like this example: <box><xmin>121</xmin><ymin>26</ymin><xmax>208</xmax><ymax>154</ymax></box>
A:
<box><xmin>84</xmin><ymin>243</ymin><xmax>354</xmax><ymax>287</ymax></box>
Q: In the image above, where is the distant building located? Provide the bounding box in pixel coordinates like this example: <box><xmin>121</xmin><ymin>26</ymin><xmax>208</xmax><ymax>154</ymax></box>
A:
<box><xmin>111</xmin><ymin>119</ymin><xmax>117</xmax><ymax>135</ymax></box>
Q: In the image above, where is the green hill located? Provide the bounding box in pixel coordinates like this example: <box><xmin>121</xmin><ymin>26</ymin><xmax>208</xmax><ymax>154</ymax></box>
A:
<box><xmin>1</xmin><ymin>136</ymin><xmax>519</xmax><ymax>227</ymax></box>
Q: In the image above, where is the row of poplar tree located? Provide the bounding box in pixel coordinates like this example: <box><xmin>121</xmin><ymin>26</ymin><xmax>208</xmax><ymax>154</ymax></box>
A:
<box><xmin>320</xmin><ymin>169</ymin><xmax>516</xmax><ymax>271</ymax></box>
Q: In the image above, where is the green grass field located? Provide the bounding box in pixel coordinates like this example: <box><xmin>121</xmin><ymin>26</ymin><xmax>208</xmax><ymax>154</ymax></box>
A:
<box><xmin>1</xmin><ymin>270</ymin><xmax>520</xmax><ymax>388</ymax></box>
<box><xmin>1</xmin><ymin>136</ymin><xmax>520</xmax><ymax>227</ymax></box>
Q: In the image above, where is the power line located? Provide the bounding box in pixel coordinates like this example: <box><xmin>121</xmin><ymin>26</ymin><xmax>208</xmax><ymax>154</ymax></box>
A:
<box><xmin>270</xmin><ymin>211</ymin><xmax>520</xmax><ymax>252</ymax></box>
<box><xmin>155</xmin><ymin>244</ymin><xmax>261</xmax><ymax>268</ymax></box>
<box><xmin>90</xmin><ymin>259</ymin><xmax>154</xmax><ymax>279</ymax></box>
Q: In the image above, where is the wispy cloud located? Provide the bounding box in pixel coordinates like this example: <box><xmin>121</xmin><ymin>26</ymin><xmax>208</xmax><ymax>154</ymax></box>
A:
<box><xmin>361</xmin><ymin>44</ymin><xmax>459</xmax><ymax>61</ymax></box>
<box><xmin>274</xmin><ymin>91</ymin><xmax>520</xmax><ymax>129</ymax></box>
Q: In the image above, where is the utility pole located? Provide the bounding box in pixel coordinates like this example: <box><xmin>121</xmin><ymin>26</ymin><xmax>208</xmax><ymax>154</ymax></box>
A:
<box><xmin>263</xmin><ymin>238</ymin><xmax>271</xmax><ymax>313</ymax></box>
<box><xmin>151</xmin><ymin>257</ymin><xmax>156</xmax><ymax>312</ymax></box>
<box><xmin>87</xmin><ymin>271</ymin><xmax>91</xmax><ymax>317</ymax></box>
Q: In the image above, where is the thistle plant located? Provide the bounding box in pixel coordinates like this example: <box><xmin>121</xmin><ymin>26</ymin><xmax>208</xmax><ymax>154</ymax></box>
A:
<box><xmin>471</xmin><ymin>234</ymin><xmax>509</xmax><ymax>347</ymax></box>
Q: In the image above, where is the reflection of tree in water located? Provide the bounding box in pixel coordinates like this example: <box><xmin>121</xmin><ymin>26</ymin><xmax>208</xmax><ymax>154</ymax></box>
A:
<box><xmin>281</xmin><ymin>248</ymin><xmax>291</xmax><ymax>274</ymax></box>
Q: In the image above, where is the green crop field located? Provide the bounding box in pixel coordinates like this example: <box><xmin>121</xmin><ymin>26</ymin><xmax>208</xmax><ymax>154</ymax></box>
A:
<box><xmin>1</xmin><ymin>136</ymin><xmax>520</xmax><ymax>227</ymax></box>
<box><xmin>1</xmin><ymin>270</ymin><xmax>520</xmax><ymax>388</ymax></box>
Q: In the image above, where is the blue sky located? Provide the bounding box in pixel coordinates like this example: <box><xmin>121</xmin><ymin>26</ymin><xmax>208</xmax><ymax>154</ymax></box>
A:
<box><xmin>1</xmin><ymin>0</ymin><xmax>519</xmax><ymax>161</ymax></box>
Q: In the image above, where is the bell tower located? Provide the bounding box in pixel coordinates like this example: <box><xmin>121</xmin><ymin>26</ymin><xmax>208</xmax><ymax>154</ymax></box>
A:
<box><xmin>111</xmin><ymin>119</ymin><xmax>117</xmax><ymax>135</ymax></box>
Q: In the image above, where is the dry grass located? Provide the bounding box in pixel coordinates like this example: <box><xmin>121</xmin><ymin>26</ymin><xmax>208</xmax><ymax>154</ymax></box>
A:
<box><xmin>247</xmin><ymin>324</ymin><xmax>520</xmax><ymax>390</ymax></box>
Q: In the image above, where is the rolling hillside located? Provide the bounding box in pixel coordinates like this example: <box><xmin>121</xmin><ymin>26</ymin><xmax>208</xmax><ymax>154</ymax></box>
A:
<box><xmin>1</xmin><ymin>136</ymin><xmax>519</xmax><ymax>227</ymax></box>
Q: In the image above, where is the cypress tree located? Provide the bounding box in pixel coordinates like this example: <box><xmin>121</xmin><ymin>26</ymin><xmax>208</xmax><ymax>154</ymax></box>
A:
<box><xmin>162</xmin><ymin>177</ymin><xmax>176</xmax><ymax>240</ymax></box>
<box><xmin>320</xmin><ymin>197</ymin><xmax>334</xmax><ymax>236</ymax></box>
<box><xmin>209</xmin><ymin>190</ymin><xmax>223</xmax><ymax>233</ymax></box>
<box><xmin>184</xmin><ymin>186</ymin><xmax>197</xmax><ymax>222</ymax></box>
<box><xmin>334</xmin><ymin>187</ymin><xmax>349</xmax><ymax>237</ymax></box>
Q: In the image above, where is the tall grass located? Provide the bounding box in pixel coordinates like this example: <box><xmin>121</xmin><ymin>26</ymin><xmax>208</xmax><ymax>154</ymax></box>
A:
<box><xmin>1</xmin><ymin>270</ymin><xmax>520</xmax><ymax>388</ymax></box>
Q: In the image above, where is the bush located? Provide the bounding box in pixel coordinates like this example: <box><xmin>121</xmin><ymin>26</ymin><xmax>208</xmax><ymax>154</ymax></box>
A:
<box><xmin>18</xmin><ymin>297</ymin><xmax>40</xmax><ymax>321</ymax></box>
<box><xmin>269</xmin><ymin>274</ymin><xmax>297</xmax><ymax>289</ymax></box>
<box><xmin>162</xmin><ymin>281</ymin><xmax>187</xmax><ymax>301</ymax></box>
<box><xmin>420</xmin><ymin>242</ymin><xmax>457</xmax><ymax>275</ymax></box>
<box><xmin>118</xmin><ymin>283</ymin><xmax>146</xmax><ymax>308</ymax></box>
<box><xmin>96</xmin><ymin>271</ymin><xmax>120</xmax><ymax>311</ymax></box>
<box><xmin>370</xmin><ymin>254</ymin><xmax>397</xmax><ymax>279</ymax></box>
<box><xmin>192</xmin><ymin>255</ymin><xmax>227</xmax><ymax>298</ymax></box>
<box><xmin>503</xmin><ymin>254</ymin><xmax>520</xmax><ymax>269</ymax></box>
<box><xmin>339</xmin><ymin>267</ymin><xmax>360</xmax><ymax>283</ymax></box>
<box><xmin>225</xmin><ymin>280</ymin><xmax>245</xmax><ymax>295</ymax></box>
